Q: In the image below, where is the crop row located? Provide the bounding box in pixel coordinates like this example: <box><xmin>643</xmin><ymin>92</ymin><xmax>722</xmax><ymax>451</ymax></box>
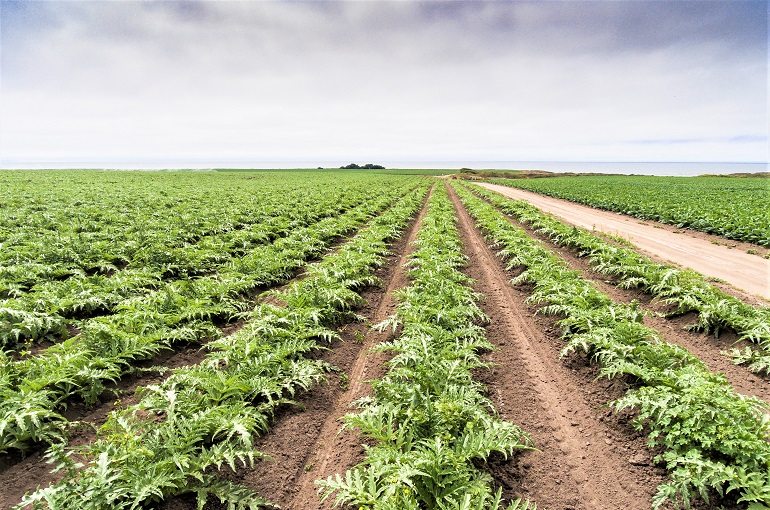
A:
<box><xmin>319</xmin><ymin>185</ymin><xmax>535</xmax><ymax>510</ymax></box>
<box><xmin>491</xmin><ymin>175</ymin><xmax>770</xmax><ymax>246</ymax></box>
<box><xmin>14</xmin><ymin>182</ymin><xmax>430</xmax><ymax>509</ymax></box>
<box><xmin>1</xmin><ymin>174</ymin><xmax>421</xmax><ymax>348</ymax></box>
<box><xmin>0</xmin><ymin>172</ymin><xmax>404</xmax><ymax>292</ymax></box>
<box><xmin>454</xmin><ymin>183</ymin><xmax>770</xmax><ymax>509</ymax></box>
<box><xmin>468</xmin><ymin>184</ymin><xmax>770</xmax><ymax>374</ymax></box>
<box><xmin>0</xmin><ymin>180</ymin><xmax>421</xmax><ymax>454</ymax></box>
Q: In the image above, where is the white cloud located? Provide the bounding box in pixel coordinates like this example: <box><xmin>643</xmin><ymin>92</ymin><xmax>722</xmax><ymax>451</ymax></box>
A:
<box><xmin>1</xmin><ymin>1</ymin><xmax>766</xmax><ymax>166</ymax></box>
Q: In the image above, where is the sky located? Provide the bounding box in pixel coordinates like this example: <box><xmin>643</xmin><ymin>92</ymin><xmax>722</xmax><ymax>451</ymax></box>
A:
<box><xmin>0</xmin><ymin>0</ymin><xmax>767</xmax><ymax>168</ymax></box>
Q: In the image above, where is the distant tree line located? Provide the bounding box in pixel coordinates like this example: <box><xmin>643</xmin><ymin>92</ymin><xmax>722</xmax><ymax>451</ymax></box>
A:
<box><xmin>339</xmin><ymin>163</ymin><xmax>385</xmax><ymax>169</ymax></box>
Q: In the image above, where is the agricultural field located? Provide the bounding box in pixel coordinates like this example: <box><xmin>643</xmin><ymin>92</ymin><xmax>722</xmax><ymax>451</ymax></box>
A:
<box><xmin>1</xmin><ymin>170</ymin><xmax>769</xmax><ymax>510</ymax></box>
<box><xmin>491</xmin><ymin>175</ymin><xmax>770</xmax><ymax>247</ymax></box>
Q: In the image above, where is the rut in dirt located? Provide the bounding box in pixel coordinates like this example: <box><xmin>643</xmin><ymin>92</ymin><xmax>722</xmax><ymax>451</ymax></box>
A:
<box><xmin>446</xmin><ymin>182</ymin><xmax>665</xmax><ymax>510</ymax></box>
<box><xmin>197</xmin><ymin>185</ymin><xmax>434</xmax><ymax>510</ymax></box>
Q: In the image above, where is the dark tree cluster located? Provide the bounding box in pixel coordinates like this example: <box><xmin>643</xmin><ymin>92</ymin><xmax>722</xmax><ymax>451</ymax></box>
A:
<box><xmin>340</xmin><ymin>163</ymin><xmax>385</xmax><ymax>169</ymax></box>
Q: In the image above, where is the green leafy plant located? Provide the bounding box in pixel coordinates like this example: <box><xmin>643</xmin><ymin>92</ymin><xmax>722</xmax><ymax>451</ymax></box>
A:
<box><xmin>15</xmin><ymin>179</ymin><xmax>430</xmax><ymax>509</ymax></box>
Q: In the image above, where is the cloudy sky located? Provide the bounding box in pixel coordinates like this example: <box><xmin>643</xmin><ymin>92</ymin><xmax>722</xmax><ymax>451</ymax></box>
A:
<box><xmin>0</xmin><ymin>0</ymin><xmax>767</xmax><ymax>167</ymax></box>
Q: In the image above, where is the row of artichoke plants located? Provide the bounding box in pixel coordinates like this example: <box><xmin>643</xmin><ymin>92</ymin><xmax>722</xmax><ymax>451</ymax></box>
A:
<box><xmin>0</xmin><ymin>182</ymin><xmax>379</xmax><ymax>349</ymax></box>
<box><xmin>0</xmin><ymin>182</ymin><xmax>421</xmax><ymax>455</ymax></box>
<box><xmin>319</xmin><ymin>184</ymin><xmax>536</xmax><ymax>510</ymax></box>
<box><xmin>1</xmin><ymin>179</ymin><xmax>420</xmax><ymax>349</ymax></box>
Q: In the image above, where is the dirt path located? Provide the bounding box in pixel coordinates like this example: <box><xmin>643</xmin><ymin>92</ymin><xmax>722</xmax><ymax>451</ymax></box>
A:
<box><xmin>447</xmin><ymin>184</ymin><xmax>664</xmax><ymax>510</ymax></box>
<box><xmin>476</xmin><ymin>182</ymin><xmax>770</xmax><ymax>301</ymax></box>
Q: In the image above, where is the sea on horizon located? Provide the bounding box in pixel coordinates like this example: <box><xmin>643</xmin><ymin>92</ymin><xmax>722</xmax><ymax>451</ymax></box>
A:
<box><xmin>1</xmin><ymin>160</ymin><xmax>766</xmax><ymax>177</ymax></box>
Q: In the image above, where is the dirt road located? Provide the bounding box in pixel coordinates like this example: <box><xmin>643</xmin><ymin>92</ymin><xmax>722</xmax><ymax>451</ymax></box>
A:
<box><xmin>477</xmin><ymin>182</ymin><xmax>770</xmax><ymax>301</ymax></box>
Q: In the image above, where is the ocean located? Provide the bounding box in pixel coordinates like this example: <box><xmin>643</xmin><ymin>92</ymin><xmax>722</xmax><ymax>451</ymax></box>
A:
<box><xmin>1</xmin><ymin>160</ymin><xmax>766</xmax><ymax>176</ymax></box>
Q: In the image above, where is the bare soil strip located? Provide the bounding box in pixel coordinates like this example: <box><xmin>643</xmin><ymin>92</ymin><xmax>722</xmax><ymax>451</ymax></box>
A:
<box><xmin>476</xmin><ymin>182</ymin><xmax>770</xmax><ymax>301</ymax></box>
<box><xmin>447</xmin><ymin>184</ymin><xmax>666</xmax><ymax>510</ymax></box>
<box><xmin>185</xmin><ymin>187</ymin><xmax>433</xmax><ymax>510</ymax></box>
<box><xmin>283</xmin><ymin>189</ymin><xmax>431</xmax><ymax>510</ymax></box>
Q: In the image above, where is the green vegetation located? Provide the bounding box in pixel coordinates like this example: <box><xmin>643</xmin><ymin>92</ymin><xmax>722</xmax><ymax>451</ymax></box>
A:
<box><xmin>339</xmin><ymin>163</ymin><xmax>385</xmax><ymax>169</ymax></box>
<box><xmin>319</xmin><ymin>185</ymin><xmax>534</xmax><ymax>510</ymax></box>
<box><xmin>15</xmin><ymin>180</ymin><xmax>429</xmax><ymax>509</ymax></box>
<box><xmin>492</xmin><ymin>176</ymin><xmax>770</xmax><ymax>246</ymax></box>
<box><xmin>2</xmin><ymin>170</ymin><xmax>768</xmax><ymax>509</ymax></box>
<box><xmin>454</xmin><ymin>182</ymin><xmax>770</xmax><ymax>509</ymax></box>
<box><xmin>0</xmin><ymin>171</ymin><xmax>423</xmax><ymax>454</ymax></box>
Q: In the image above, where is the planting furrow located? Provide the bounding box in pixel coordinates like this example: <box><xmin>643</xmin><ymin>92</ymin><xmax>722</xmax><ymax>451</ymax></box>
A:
<box><xmin>0</xmin><ymin>182</ymin><xmax>418</xmax><ymax>457</ymax></box>
<box><xmin>211</xmin><ymin>185</ymin><xmax>434</xmax><ymax>510</ymax></box>
<box><xmin>471</xmin><ymin>183</ymin><xmax>770</xmax><ymax>374</ymax></box>
<box><xmin>11</xmin><ymin>184</ymin><xmax>429</xmax><ymax>510</ymax></box>
<box><xmin>446</xmin><ymin>183</ymin><xmax>660</xmax><ymax>509</ymax></box>
<box><xmin>286</xmin><ymin>185</ymin><xmax>435</xmax><ymax>509</ymax></box>
<box><xmin>455</xmin><ymin>183</ymin><xmax>770</xmax><ymax>509</ymax></box>
<box><xmin>319</xmin><ymin>185</ymin><xmax>533</xmax><ymax>509</ymax></box>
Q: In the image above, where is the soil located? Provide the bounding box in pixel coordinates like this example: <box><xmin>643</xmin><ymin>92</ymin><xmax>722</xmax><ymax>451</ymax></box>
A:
<box><xmin>476</xmin><ymin>183</ymin><xmax>770</xmax><ymax>302</ymax></box>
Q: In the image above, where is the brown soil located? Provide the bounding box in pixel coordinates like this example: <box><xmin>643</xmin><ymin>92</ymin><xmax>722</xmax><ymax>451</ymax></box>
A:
<box><xmin>476</xmin><ymin>183</ymin><xmax>770</xmax><ymax>302</ymax></box>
